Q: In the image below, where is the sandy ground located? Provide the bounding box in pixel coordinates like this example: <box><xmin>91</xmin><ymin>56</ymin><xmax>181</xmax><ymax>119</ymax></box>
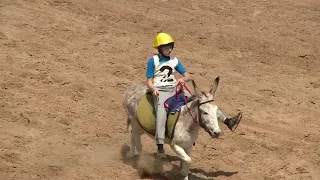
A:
<box><xmin>0</xmin><ymin>0</ymin><xmax>319</xmax><ymax>179</ymax></box>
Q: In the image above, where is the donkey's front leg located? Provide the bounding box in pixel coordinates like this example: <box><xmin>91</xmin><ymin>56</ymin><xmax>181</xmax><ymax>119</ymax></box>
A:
<box><xmin>180</xmin><ymin>146</ymin><xmax>193</xmax><ymax>178</ymax></box>
<box><xmin>170</xmin><ymin>143</ymin><xmax>191</xmax><ymax>163</ymax></box>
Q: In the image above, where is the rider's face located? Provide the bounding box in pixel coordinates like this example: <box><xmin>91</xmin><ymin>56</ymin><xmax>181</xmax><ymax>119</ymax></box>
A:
<box><xmin>159</xmin><ymin>43</ymin><xmax>173</xmax><ymax>57</ymax></box>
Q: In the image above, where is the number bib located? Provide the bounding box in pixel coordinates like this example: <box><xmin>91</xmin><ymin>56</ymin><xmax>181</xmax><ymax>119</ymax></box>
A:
<box><xmin>153</xmin><ymin>55</ymin><xmax>178</xmax><ymax>88</ymax></box>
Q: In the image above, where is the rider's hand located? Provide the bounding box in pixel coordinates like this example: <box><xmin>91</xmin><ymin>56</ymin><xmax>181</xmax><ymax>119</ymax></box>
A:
<box><xmin>177</xmin><ymin>78</ymin><xmax>185</xmax><ymax>85</ymax></box>
<box><xmin>153</xmin><ymin>88</ymin><xmax>159</xmax><ymax>96</ymax></box>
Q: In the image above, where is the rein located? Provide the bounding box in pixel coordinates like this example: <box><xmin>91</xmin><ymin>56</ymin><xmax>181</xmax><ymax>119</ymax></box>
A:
<box><xmin>164</xmin><ymin>82</ymin><xmax>214</xmax><ymax>125</ymax></box>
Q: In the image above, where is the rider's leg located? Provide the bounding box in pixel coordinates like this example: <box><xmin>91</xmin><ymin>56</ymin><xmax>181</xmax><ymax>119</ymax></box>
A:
<box><xmin>217</xmin><ymin>109</ymin><xmax>242</xmax><ymax>132</ymax></box>
<box><xmin>154</xmin><ymin>88</ymin><xmax>174</xmax><ymax>155</ymax></box>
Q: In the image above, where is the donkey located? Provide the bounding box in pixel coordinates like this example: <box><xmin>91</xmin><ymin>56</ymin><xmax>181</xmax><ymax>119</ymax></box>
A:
<box><xmin>122</xmin><ymin>77</ymin><xmax>221</xmax><ymax>180</ymax></box>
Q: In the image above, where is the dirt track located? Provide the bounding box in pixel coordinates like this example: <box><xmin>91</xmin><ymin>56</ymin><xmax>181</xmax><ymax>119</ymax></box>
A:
<box><xmin>0</xmin><ymin>0</ymin><xmax>319</xmax><ymax>179</ymax></box>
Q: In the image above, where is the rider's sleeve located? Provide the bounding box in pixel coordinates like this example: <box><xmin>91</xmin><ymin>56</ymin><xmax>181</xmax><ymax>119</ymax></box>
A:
<box><xmin>176</xmin><ymin>59</ymin><xmax>187</xmax><ymax>74</ymax></box>
<box><xmin>146</xmin><ymin>57</ymin><xmax>155</xmax><ymax>78</ymax></box>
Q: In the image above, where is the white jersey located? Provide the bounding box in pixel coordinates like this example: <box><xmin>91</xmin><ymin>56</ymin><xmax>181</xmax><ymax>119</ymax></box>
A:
<box><xmin>152</xmin><ymin>55</ymin><xmax>179</xmax><ymax>88</ymax></box>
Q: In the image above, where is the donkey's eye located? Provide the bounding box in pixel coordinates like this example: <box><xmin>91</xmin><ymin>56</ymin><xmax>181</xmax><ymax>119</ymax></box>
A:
<box><xmin>203</xmin><ymin>112</ymin><xmax>209</xmax><ymax>115</ymax></box>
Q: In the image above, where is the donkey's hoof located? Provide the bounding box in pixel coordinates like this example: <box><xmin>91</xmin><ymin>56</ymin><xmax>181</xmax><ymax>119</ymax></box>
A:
<box><xmin>183</xmin><ymin>176</ymin><xmax>189</xmax><ymax>180</ymax></box>
<box><xmin>126</xmin><ymin>151</ymin><xmax>136</xmax><ymax>158</ymax></box>
<box><xmin>138</xmin><ymin>167</ymin><xmax>149</xmax><ymax>178</ymax></box>
<box><xmin>120</xmin><ymin>144</ymin><xmax>130</xmax><ymax>158</ymax></box>
<box><xmin>181</xmin><ymin>169</ymin><xmax>192</xmax><ymax>177</ymax></box>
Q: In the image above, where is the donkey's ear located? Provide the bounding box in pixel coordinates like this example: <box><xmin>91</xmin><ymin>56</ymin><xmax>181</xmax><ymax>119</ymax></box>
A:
<box><xmin>209</xmin><ymin>76</ymin><xmax>220</xmax><ymax>95</ymax></box>
<box><xmin>191</xmin><ymin>80</ymin><xmax>203</xmax><ymax>96</ymax></box>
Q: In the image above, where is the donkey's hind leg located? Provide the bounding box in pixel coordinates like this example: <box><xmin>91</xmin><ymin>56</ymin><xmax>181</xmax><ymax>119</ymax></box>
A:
<box><xmin>132</xmin><ymin>122</ymin><xmax>143</xmax><ymax>155</ymax></box>
<box><xmin>126</xmin><ymin>120</ymin><xmax>143</xmax><ymax>158</ymax></box>
<box><xmin>125</xmin><ymin>129</ymin><xmax>136</xmax><ymax>158</ymax></box>
<box><xmin>125</xmin><ymin>116</ymin><xmax>136</xmax><ymax>158</ymax></box>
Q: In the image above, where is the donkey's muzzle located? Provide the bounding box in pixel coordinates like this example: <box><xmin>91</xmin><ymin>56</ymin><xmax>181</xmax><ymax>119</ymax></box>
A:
<box><xmin>209</xmin><ymin>130</ymin><xmax>220</xmax><ymax>138</ymax></box>
<box><xmin>214</xmin><ymin>132</ymin><xmax>220</xmax><ymax>136</ymax></box>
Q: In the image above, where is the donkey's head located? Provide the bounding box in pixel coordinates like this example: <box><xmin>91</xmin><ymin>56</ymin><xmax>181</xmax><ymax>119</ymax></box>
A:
<box><xmin>191</xmin><ymin>77</ymin><xmax>221</xmax><ymax>138</ymax></box>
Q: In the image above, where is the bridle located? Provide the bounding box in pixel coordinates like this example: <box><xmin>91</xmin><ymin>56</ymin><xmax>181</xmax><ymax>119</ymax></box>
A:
<box><xmin>196</xmin><ymin>99</ymin><xmax>215</xmax><ymax>128</ymax></box>
<box><xmin>164</xmin><ymin>82</ymin><xmax>215</xmax><ymax>127</ymax></box>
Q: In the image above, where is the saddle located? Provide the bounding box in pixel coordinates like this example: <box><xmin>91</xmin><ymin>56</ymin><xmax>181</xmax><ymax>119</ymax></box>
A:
<box><xmin>136</xmin><ymin>92</ymin><xmax>181</xmax><ymax>140</ymax></box>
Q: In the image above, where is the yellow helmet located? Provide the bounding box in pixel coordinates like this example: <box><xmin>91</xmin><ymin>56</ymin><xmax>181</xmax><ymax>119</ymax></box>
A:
<box><xmin>153</xmin><ymin>32</ymin><xmax>174</xmax><ymax>48</ymax></box>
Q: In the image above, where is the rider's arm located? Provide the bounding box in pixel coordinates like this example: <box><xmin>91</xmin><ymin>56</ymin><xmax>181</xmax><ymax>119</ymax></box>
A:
<box><xmin>146</xmin><ymin>78</ymin><xmax>155</xmax><ymax>91</ymax></box>
<box><xmin>180</xmin><ymin>72</ymin><xmax>192</xmax><ymax>82</ymax></box>
<box><xmin>146</xmin><ymin>57</ymin><xmax>156</xmax><ymax>91</ymax></box>
<box><xmin>176</xmin><ymin>60</ymin><xmax>192</xmax><ymax>82</ymax></box>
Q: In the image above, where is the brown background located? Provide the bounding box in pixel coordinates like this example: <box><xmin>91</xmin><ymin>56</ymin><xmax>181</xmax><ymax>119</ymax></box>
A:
<box><xmin>0</xmin><ymin>0</ymin><xmax>319</xmax><ymax>179</ymax></box>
